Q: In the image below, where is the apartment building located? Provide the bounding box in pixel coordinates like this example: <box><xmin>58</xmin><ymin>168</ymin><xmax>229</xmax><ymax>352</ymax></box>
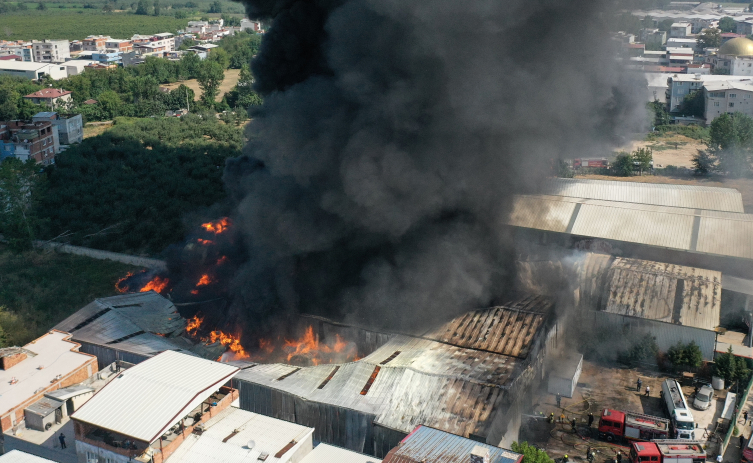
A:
<box><xmin>32</xmin><ymin>112</ymin><xmax>83</xmax><ymax>145</ymax></box>
<box><xmin>23</xmin><ymin>88</ymin><xmax>72</xmax><ymax>110</ymax></box>
<box><xmin>704</xmin><ymin>80</ymin><xmax>753</xmax><ymax>123</ymax></box>
<box><xmin>666</xmin><ymin>74</ymin><xmax>753</xmax><ymax>111</ymax></box>
<box><xmin>32</xmin><ymin>40</ymin><xmax>70</xmax><ymax>63</ymax></box>
<box><xmin>105</xmin><ymin>39</ymin><xmax>132</xmax><ymax>53</ymax></box>
<box><xmin>82</xmin><ymin>35</ymin><xmax>108</xmax><ymax>52</ymax></box>
<box><xmin>0</xmin><ymin>120</ymin><xmax>59</xmax><ymax>165</ymax></box>
<box><xmin>132</xmin><ymin>33</ymin><xmax>175</xmax><ymax>55</ymax></box>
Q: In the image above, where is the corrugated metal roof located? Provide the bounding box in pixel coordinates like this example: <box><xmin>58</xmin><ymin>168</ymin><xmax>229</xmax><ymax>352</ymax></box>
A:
<box><xmin>382</xmin><ymin>426</ymin><xmax>522</xmax><ymax>463</ymax></box>
<box><xmin>0</xmin><ymin>450</ymin><xmax>57</xmax><ymax>463</ymax></box>
<box><xmin>165</xmin><ymin>407</ymin><xmax>314</xmax><ymax>463</ymax></box>
<box><xmin>44</xmin><ymin>385</ymin><xmax>94</xmax><ymax>401</ymax></box>
<box><xmin>603</xmin><ymin>257</ymin><xmax>721</xmax><ymax>330</ymax></box>
<box><xmin>53</xmin><ymin>293</ymin><xmax>212</xmax><ymax>360</ymax></box>
<box><xmin>541</xmin><ymin>178</ymin><xmax>744</xmax><ymax>213</ymax></box>
<box><xmin>507</xmin><ymin>194</ymin><xmax>753</xmax><ymax>260</ymax></box>
<box><xmin>422</xmin><ymin>296</ymin><xmax>550</xmax><ymax>358</ymax></box>
<box><xmin>71</xmin><ymin>350</ymin><xmax>239</xmax><ymax>443</ymax></box>
<box><xmin>25</xmin><ymin>396</ymin><xmax>64</xmax><ymax>417</ymax></box>
<box><xmin>300</xmin><ymin>444</ymin><xmax>381</xmax><ymax>463</ymax></box>
<box><xmin>236</xmin><ymin>298</ymin><xmax>550</xmax><ymax>439</ymax></box>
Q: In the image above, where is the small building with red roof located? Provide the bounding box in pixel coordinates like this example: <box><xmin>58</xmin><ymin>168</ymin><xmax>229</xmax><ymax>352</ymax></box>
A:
<box><xmin>23</xmin><ymin>88</ymin><xmax>72</xmax><ymax>110</ymax></box>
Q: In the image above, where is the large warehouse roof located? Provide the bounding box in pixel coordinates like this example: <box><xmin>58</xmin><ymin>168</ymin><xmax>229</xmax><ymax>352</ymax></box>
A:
<box><xmin>54</xmin><ymin>293</ymin><xmax>225</xmax><ymax>360</ymax></box>
<box><xmin>508</xmin><ymin>194</ymin><xmax>753</xmax><ymax>260</ymax></box>
<box><xmin>71</xmin><ymin>350</ymin><xmax>239</xmax><ymax>443</ymax></box>
<box><xmin>602</xmin><ymin>257</ymin><xmax>721</xmax><ymax>330</ymax></box>
<box><xmin>0</xmin><ymin>450</ymin><xmax>56</xmax><ymax>463</ymax></box>
<box><xmin>236</xmin><ymin>297</ymin><xmax>552</xmax><ymax>440</ymax></box>
<box><xmin>541</xmin><ymin>178</ymin><xmax>745</xmax><ymax>213</ymax></box>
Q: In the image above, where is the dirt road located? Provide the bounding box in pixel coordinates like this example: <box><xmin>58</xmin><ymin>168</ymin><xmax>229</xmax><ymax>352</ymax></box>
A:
<box><xmin>617</xmin><ymin>134</ymin><xmax>704</xmax><ymax>169</ymax></box>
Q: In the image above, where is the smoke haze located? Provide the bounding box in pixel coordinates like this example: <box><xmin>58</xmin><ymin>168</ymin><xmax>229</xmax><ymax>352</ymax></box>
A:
<box><xmin>223</xmin><ymin>0</ymin><xmax>647</xmax><ymax>334</ymax></box>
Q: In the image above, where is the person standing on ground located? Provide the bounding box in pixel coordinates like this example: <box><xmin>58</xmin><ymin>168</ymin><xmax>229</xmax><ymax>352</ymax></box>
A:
<box><xmin>745</xmin><ymin>410</ymin><xmax>749</xmax><ymax>424</ymax></box>
<box><xmin>617</xmin><ymin>451</ymin><xmax>622</xmax><ymax>463</ymax></box>
<box><xmin>645</xmin><ymin>386</ymin><xmax>650</xmax><ymax>396</ymax></box>
<box><xmin>59</xmin><ymin>433</ymin><xmax>66</xmax><ymax>449</ymax></box>
<box><xmin>588</xmin><ymin>412</ymin><xmax>594</xmax><ymax>427</ymax></box>
<box><xmin>741</xmin><ymin>434</ymin><xmax>747</xmax><ymax>449</ymax></box>
<box><xmin>637</xmin><ymin>378</ymin><xmax>642</xmax><ymax>392</ymax></box>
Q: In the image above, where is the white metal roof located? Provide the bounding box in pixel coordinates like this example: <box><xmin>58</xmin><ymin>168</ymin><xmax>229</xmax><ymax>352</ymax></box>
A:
<box><xmin>0</xmin><ymin>450</ymin><xmax>57</xmax><ymax>463</ymax></box>
<box><xmin>540</xmin><ymin>178</ymin><xmax>745</xmax><ymax>212</ymax></box>
<box><xmin>300</xmin><ymin>444</ymin><xmax>381</xmax><ymax>463</ymax></box>
<box><xmin>71</xmin><ymin>350</ymin><xmax>239</xmax><ymax>443</ymax></box>
<box><xmin>0</xmin><ymin>331</ymin><xmax>95</xmax><ymax>417</ymax></box>
<box><xmin>165</xmin><ymin>406</ymin><xmax>313</xmax><ymax>463</ymax></box>
<box><xmin>508</xmin><ymin>194</ymin><xmax>753</xmax><ymax>260</ymax></box>
<box><xmin>0</xmin><ymin>61</ymin><xmax>55</xmax><ymax>71</ymax></box>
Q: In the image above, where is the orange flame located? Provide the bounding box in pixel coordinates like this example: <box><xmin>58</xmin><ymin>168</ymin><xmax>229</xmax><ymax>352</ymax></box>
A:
<box><xmin>140</xmin><ymin>276</ymin><xmax>169</xmax><ymax>294</ymax></box>
<box><xmin>209</xmin><ymin>330</ymin><xmax>249</xmax><ymax>359</ymax></box>
<box><xmin>216</xmin><ymin>256</ymin><xmax>228</xmax><ymax>266</ymax></box>
<box><xmin>186</xmin><ymin>315</ymin><xmax>203</xmax><ymax>335</ymax></box>
<box><xmin>283</xmin><ymin>327</ymin><xmax>352</xmax><ymax>366</ymax></box>
<box><xmin>201</xmin><ymin>217</ymin><xmax>231</xmax><ymax>235</ymax></box>
<box><xmin>197</xmin><ymin>239</ymin><xmax>213</xmax><ymax>246</ymax></box>
<box><xmin>191</xmin><ymin>289</ymin><xmax>199</xmax><ymax>295</ymax></box>
<box><xmin>115</xmin><ymin>272</ymin><xmax>134</xmax><ymax>293</ymax></box>
<box><xmin>259</xmin><ymin>338</ymin><xmax>275</xmax><ymax>354</ymax></box>
<box><xmin>196</xmin><ymin>274</ymin><xmax>214</xmax><ymax>287</ymax></box>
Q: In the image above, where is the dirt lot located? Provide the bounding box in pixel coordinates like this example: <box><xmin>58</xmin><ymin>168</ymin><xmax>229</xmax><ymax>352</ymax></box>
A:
<box><xmin>161</xmin><ymin>68</ymin><xmax>241</xmax><ymax>102</ymax></box>
<box><xmin>618</xmin><ymin>135</ymin><xmax>704</xmax><ymax>169</ymax></box>
<box><xmin>577</xmin><ymin>174</ymin><xmax>753</xmax><ymax>213</ymax></box>
<box><xmin>83</xmin><ymin>121</ymin><xmax>114</xmax><ymax>139</ymax></box>
<box><xmin>521</xmin><ymin>360</ymin><xmax>726</xmax><ymax>462</ymax></box>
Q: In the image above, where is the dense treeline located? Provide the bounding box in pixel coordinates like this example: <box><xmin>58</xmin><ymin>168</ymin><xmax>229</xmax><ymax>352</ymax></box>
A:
<box><xmin>35</xmin><ymin>116</ymin><xmax>243</xmax><ymax>254</ymax></box>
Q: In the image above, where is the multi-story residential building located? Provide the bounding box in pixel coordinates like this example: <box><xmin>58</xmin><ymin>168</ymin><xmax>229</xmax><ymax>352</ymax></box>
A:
<box><xmin>104</xmin><ymin>39</ymin><xmax>132</xmax><ymax>53</ymax></box>
<box><xmin>704</xmin><ymin>79</ymin><xmax>753</xmax><ymax>123</ymax></box>
<box><xmin>665</xmin><ymin>74</ymin><xmax>753</xmax><ymax>111</ymax></box>
<box><xmin>131</xmin><ymin>33</ymin><xmax>175</xmax><ymax>55</ymax></box>
<box><xmin>670</xmin><ymin>22</ymin><xmax>692</xmax><ymax>38</ymax></box>
<box><xmin>737</xmin><ymin>19</ymin><xmax>753</xmax><ymax>36</ymax></box>
<box><xmin>32</xmin><ymin>40</ymin><xmax>70</xmax><ymax>63</ymax></box>
<box><xmin>23</xmin><ymin>88</ymin><xmax>72</xmax><ymax>110</ymax></box>
<box><xmin>32</xmin><ymin>112</ymin><xmax>83</xmax><ymax>145</ymax></box>
<box><xmin>641</xmin><ymin>28</ymin><xmax>667</xmax><ymax>47</ymax></box>
<box><xmin>0</xmin><ymin>120</ymin><xmax>60</xmax><ymax>165</ymax></box>
<box><xmin>186</xmin><ymin>20</ymin><xmax>209</xmax><ymax>34</ymax></box>
<box><xmin>0</xmin><ymin>61</ymin><xmax>67</xmax><ymax>80</ymax></box>
<box><xmin>240</xmin><ymin>18</ymin><xmax>263</xmax><ymax>32</ymax></box>
<box><xmin>92</xmin><ymin>52</ymin><xmax>122</xmax><ymax>66</ymax></box>
<box><xmin>82</xmin><ymin>35</ymin><xmax>108</xmax><ymax>52</ymax></box>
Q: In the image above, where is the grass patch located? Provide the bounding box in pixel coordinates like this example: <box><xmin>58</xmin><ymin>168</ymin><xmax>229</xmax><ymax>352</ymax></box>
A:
<box><xmin>0</xmin><ymin>247</ymin><xmax>140</xmax><ymax>346</ymax></box>
<box><xmin>0</xmin><ymin>11</ymin><xmax>189</xmax><ymax>41</ymax></box>
<box><xmin>646</xmin><ymin>125</ymin><xmax>710</xmax><ymax>142</ymax></box>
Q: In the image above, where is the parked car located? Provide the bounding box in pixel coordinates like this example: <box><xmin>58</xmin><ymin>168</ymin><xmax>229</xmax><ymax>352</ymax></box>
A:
<box><xmin>693</xmin><ymin>385</ymin><xmax>714</xmax><ymax>410</ymax></box>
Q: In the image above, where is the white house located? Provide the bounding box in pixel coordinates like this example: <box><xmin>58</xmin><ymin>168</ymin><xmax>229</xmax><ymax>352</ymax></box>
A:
<box><xmin>670</xmin><ymin>22</ymin><xmax>693</xmax><ymax>38</ymax></box>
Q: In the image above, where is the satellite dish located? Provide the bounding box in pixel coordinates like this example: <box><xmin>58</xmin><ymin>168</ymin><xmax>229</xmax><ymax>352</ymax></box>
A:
<box><xmin>246</xmin><ymin>440</ymin><xmax>255</xmax><ymax>449</ymax></box>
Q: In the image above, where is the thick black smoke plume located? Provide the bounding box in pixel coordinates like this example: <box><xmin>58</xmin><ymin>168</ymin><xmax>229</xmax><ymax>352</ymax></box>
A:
<box><xmin>222</xmin><ymin>0</ymin><xmax>647</xmax><ymax>335</ymax></box>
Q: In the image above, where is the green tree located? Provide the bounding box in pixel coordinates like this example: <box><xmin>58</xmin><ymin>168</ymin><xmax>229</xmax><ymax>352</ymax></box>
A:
<box><xmin>692</xmin><ymin>150</ymin><xmax>715</xmax><ymax>175</ymax></box>
<box><xmin>708</xmin><ymin>112</ymin><xmax>753</xmax><ymax>175</ymax></box>
<box><xmin>612</xmin><ymin>152</ymin><xmax>634</xmax><ymax>176</ymax></box>
<box><xmin>225</xmin><ymin>65</ymin><xmax>262</xmax><ymax>110</ymax></box>
<box><xmin>96</xmin><ymin>90</ymin><xmax>124</xmax><ymax>119</ymax></box>
<box><xmin>208</xmin><ymin>47</ymin><xmax>230</xmax><ymax>69</ymax></box>
<box><xmin>715</xmin><ymin>346</ymin><xmax>737</xmax><ymax>384</ymax></box>
<box><xmin>632</xmin><ymin>147</ymin><xmax>653</xmax><ymax>174</ymax></box>
<box><xmin>697</xmin><ymin>28</ymin><xmax>721</xmax><ymax>50</ymax></box>
<box><xmin>153</xmin><ymin>0</ymin><xmax>160</xmax><ymax>15</ymax></box>
<box><xmin>178</xmin><ymin>37</ymin><xmax>196</xmax><ymax>50</ymax></box>
<box><xmin>658</xmin><ymin>19</ymin><xmax>674</xmax><ymax>32</ymax></box>
<box><xmin>719</xmin><ymin>17</ymin><xmax>736</xmax><ymax>33</ymax></box>
<box><xmin>648</xmin><ymin>100</ymin><xmax>670</xmax><ymax>127</ymax></box>
<box><xmin>512</xmin><ymin>442</ymin><xmax>554</xmax><ymax>463</ymax></box>
<box><xmin>0</xmin><ymin>159</ymin><xmax>44</xmax><ymax>251</ymax></box>
<box><xmin>197</xmin><ymin>60</ymin><xmax>224</xmax><ymax>107</ymax></box>
<box><xmin>174</xmin><ymin>9</ymin><xmax>186</xmax><ymax>19</ymax></box>
<box><xmin>677</xmin><ymin>90</ymin><xmax>705</xmax><ymax>118</ymax></box>
<box><xmin>135</xmin><ymin>0</ymin><xmax>148</xmax><ymax>14</ymax></box>
<box><xmin>102</xmin><ymin>3</ymin><xmax>113</xmax><ymax>12</ymax></box>
<box><xmin>685</xmin><ymin>341</ymin><xmax>703</xmax><ymax>369</ymax></box>
<box><xmin>208</xmin><ymin>0</ymin><xmax>221</xmax><ymax>13</ymax></box>
<box><xmin>37</xmin><ymin>2</ymin><xmax>46</xmax><ymax>10</ymax></box>
<box><xmin>221</xmin><ymin>14</ymin><xmax>241</xmax><ymax>27</ymax></box>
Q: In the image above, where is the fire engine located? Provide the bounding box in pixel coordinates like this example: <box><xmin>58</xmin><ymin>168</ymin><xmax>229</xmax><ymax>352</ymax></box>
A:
<box><xmin>572</xmin><ymin>158</ymin><xmax>609</xmax><ymax>169</ymax></box>
<box><xmin>629</xmin><ymin>440</ymin><xmax>705</xmax><ymax>463</ymax></box>
<box><xmin>598</xmin><ymin>409</ymin><xmax>670</xmax><ymax>442</ymax></box>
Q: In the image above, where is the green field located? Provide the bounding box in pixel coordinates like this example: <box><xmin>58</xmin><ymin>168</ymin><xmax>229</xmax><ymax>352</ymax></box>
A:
<box><xmin>0</xmin><ymin>11</ymin><xmax>195</xmax><ymax>41</ymax></box>
<box><xmin>0</xmin><ymin>247</ymin><xmax>140</xmax><ymax>346</ymax></box>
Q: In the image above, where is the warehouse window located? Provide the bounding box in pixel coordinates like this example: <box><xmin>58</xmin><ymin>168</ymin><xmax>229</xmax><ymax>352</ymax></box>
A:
<box><xmin>730</xmin><ymin>94</ymin><xmax>737</xmax><ymax>98</ymax></box>
<box><xmin>730</xmin><ymin>103</ymin><xmax>735</xmax><ymax>107</ymax></box>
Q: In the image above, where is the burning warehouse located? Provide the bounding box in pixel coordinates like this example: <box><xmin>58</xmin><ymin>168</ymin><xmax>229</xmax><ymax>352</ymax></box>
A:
<box><xmin>234</xmin><ymin>296</ymin><xmax>558</xmax><ymax>458</ymax></box>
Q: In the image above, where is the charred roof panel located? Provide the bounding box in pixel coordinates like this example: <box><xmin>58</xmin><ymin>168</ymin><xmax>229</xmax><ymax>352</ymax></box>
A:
<box><xmin>422</xmin><ymin>297</ymin><xmax>550</xmax><ymax>358</ymax></box>
<box><xmin>603</xmin><ymin>257</ymin><xmax>721</xmax><ymax>331</ymax></box>
<box><xmin>542</xmin><ymin>178</ymin><xmax>745</xmax><ymax>213</ymax></box>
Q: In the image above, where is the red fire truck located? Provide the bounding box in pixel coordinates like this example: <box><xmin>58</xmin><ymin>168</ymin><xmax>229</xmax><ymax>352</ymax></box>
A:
<box><xmin>629</xmin><ymin>440</ymin><xmax>706</xmax><ymax>463</ymax></box>
<box><xmin>573</xmin><ymin>158</ymin><xmax>609</xmax><ymax>169</ymax></box>
<box><xmin>598</xmin><ymin>409</ymin><xmax>670</xmax><ymax>442</ymax></box>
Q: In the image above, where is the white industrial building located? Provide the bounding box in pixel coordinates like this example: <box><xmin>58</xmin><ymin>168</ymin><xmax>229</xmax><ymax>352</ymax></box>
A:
<box><xmin>0</xmin><ymin>61</ymin><xmax>67</xmax><ymax>80</ymax></box>
<box><xmin>0</xmin><ymin>450</ymin><xmax>56</xmax><ymax>462</ymax></box>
